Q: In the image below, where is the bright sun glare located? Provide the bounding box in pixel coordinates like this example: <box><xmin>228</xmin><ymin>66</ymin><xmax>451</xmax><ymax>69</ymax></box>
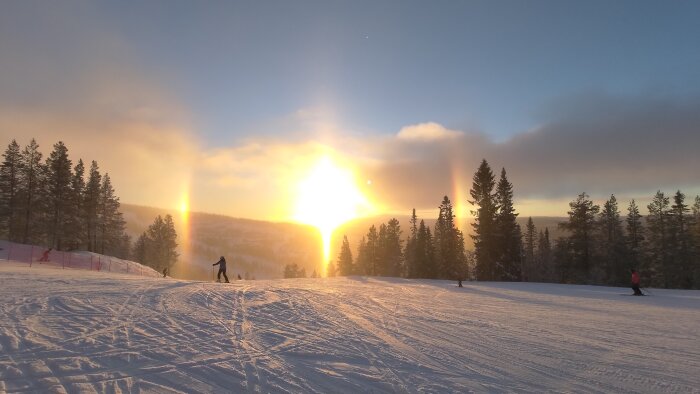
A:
<box><xmin>294</xmin><ymin>156</ymin><xmax>369</xmax><ymax>266</ymax></box>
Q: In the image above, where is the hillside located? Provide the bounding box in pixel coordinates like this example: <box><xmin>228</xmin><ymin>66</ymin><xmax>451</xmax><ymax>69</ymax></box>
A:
<box><xmin>1</xmin><ymin>265</ymin><xmax>698</xmax><ymax>392</ymax></box>
<box><xmin>121</xmin><ymin>204</ymin><xmax>323</xmax><ymax>280</ymax></box>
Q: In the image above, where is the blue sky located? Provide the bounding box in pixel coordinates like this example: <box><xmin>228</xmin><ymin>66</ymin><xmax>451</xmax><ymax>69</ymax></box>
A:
<box><xmin>2</xmin><ymin>1</ymin><xmax>700</xmax><ymax>219</ymax></box>
<box><xmin>97</xmin><ymin>0</ymin><xmax>700</xmax><ymax>142</ymax></box>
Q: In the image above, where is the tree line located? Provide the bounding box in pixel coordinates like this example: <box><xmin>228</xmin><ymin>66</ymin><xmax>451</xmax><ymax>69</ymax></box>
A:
<box><xmin>0</xmin><ymin>138</ymin><xmax>179</xmax><ymax>273</ymax></box>
<box><xmin>331</xmin><ymin>159</ymin><xmax>700</xmax><ymax>290</ymax></box>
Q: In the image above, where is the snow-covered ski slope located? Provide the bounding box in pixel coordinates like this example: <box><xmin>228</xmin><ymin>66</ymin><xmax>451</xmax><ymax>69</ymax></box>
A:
<box><xmin>1</xmin><ymin>264</ymin><xmax>698</xmax><ymax>393</ymax></box>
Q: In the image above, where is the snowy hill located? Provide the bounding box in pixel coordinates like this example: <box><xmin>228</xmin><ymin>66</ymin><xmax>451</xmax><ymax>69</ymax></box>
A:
<box><xmin>1</xmin><ymin>265</ymin><xmax>698</xmax><ymax>393</ymax></box>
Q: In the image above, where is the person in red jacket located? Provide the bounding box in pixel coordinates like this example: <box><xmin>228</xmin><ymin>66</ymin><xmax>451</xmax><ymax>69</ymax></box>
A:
<box><xmin>38</xmin><ymin>248</ymin><xmax>52</xmax><ymax>262</ymax></box>
<box><xmin>631</xmin><ymin>269</ymin><xmax>643</xmax><ymax>296</ymax></box>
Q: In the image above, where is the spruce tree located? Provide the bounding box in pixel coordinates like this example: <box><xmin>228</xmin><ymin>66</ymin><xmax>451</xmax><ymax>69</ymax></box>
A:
<box><xmin>377</xmin><ymin>223</ymin><xmax>388</xmax><ymax>275</ymax></box>
<box><xmin>469</xmin><ymin>159</ymin><xmax>498</xmax><ymax>281</ymax></box>
<box><xmin>383</xmin><ymin>218</ymin><xmax>403</xmax><ymax>277</ymax></box>
<box><xmin>415</xmin><ymin>220</ymin><xmax>436</xmax><ymax>278</ymax></box>
<box><xmin>537</xmin><ymin>228</ymin><xmax>552</xmax><ymax>282</ymax></box>
<box><xmin>404</xmin><ymin>209</ymin><xmax>419</xmax><ymax>278</ymax></box>
<box><xmin>337</xmin><ymin>235</ymin><xmax>354</xmax><ymax>276</ymax></box>
<box><xmin>597</xmin><ymin>195</ymin><xmax>628</xmax><ymax>285</ymax></box>
<box><xmin>17</xmin><ymin>139</ymin><xmax>45</xmax><ymax>244</ymax></box>
<box><xmin>97</xmin><ymin>174</ymin><xmax>127</xmax><ymax>256</ymax></box>
<box><xmin>64</xmin><ymin>160</ymin><xmax>86</xmax><ymax>250</ymax></box>
<box><xmin>558</xmin><ymin>193</ymin><xmax>599</xmax><ymax>283</ymax></box>
<box><xmin>356</xmin><ymin>236</ymin><xmax>369</xmax><ymax>275</ymax></box>
<box><xmin>45</xmin><ymin>141</ymin><xmax>73</xmax><ymax>250</ymax></box>
<box><xmin>668</xmin><ymin>190</ymin><xmax>693</xmax><ymax>288</ymax></box>
<box><xmin>645</xmin><ymin>191</ymin><xmax>670</xmax><ymax>287</ymax></box>
<box><xmin>326</xmin><ymin>260</ymin><xmax>337</xmax><ymax>277</ymax></box>
<box><xmin>0</xmin><ymin>140</ymin><xmax>22</xmax><ymax>240</ymax></box>
<box><xmin>523</xmin><ymin>217</ymin><xmax>537</xmax><ymax>281</ymax></box>
<box><xmin>142</xmin><ymin>215</ymin><xmax>179</xmax><ymax>272</ymax></box>
<box><xmin>494</xmin><ymin>168</ymin><xmax>522</xmax><ymax>281</ymax></box>
<box><xmin>84</xmin><ymin>161</ymin><xmax>102</xmax><ymax>252</ymax></box>
<box><xmin>133</xmin><ymin>232</ymin><xmax>150</xmax><ymax>264</ymax></box>
<box><xmin>692</xmin><ymin>196</ymin><xmax>700</xmax><ymax>288</ymax></box>
<box><xmin>626</xmin><ymin>199</ymin><xmax>644</xmax><ymax>274</ymax></box>
<box><xmin>365</xmin><ymin>225</ymin><xmax>379</xmax><ymax>276</ymax></box>
<box><xmin>434</xmin><ymin>196</ymin><xmax>465</xmax><ymax>280</ymax></box>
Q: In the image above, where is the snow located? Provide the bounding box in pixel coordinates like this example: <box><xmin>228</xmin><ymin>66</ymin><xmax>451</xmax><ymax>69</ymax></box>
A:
<box><xmin>1</xmin><ymin>264</ymin><xmax>699</xmax><ymax>393</ymax></box>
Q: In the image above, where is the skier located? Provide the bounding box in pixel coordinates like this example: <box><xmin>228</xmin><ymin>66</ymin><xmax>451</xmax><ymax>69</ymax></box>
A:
<box><xmin>38</xmin><ymin>248</ymin><xmax>52</xmax><ymax>262</ymax></box>
<box><xmin>631</xmin><ymin>269</ymin><xmax>643</xmax><ymax>296</ymax></box>
<box><xmin>213</xmin><ymin>256</ymin><xmax>229</xmax><ymax>283</ymax></box>
<box><xmin>162</xmin><ymin>267</ymin><xmax>168</xmax><ymax>278</ymax></box>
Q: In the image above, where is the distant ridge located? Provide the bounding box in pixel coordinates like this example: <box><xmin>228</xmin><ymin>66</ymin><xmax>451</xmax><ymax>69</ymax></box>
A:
<box><xmin>121</xmin><ymin>204</ymin><xmax>323</xmax><ymax>280</ymax></box>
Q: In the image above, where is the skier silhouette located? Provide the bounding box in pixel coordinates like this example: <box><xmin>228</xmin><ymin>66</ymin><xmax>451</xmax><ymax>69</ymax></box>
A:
<box><xmin>213</xmin><ymin>256</ymin><xmax>229</xmax><ymax>283</ymax></box>
<box><xmin>631</xmin><ymin>269</ymin><xmax>643</xmax><ymax>296</ymax></box>
<box><xmin>38</xmin><ymin>248</ymin><xmax>52</xmax><ymax>262</ymax></box>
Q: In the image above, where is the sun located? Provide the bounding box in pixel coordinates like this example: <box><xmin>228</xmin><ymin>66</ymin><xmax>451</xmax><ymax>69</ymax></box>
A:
<box><xmin>294</xmin><ymin>156</ymin><xmax>369</xmax><ymax>266</ymax></box>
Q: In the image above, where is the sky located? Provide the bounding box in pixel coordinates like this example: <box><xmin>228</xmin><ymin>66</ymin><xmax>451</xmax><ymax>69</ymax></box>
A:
<box><xmin>1</xmin><ymin>0</ymin><xmax>700</xmax><ymax>224</ymax></box>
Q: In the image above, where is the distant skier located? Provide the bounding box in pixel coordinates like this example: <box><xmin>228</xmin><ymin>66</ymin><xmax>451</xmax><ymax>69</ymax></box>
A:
<box><xmin>162</xmin><ymin>267</ymin><xmax>168</xmax><ymax>278</ymax></box>
<box><xmin>38</xmin><ymin>248</ymin><xmax>52</xmax><ymax>262</ymax></box>
<box><xmin>631</xmin><ymin>269</ymin><xmax>643</xmax><ymax>296</ymax></box>
<box><xmin>213</xmin><ymin>256</ymin><xmax>229</xmax><ymax>283</ymax></box>
<box><xmin>237</xmin><ymin>274</ymin><xmax>242</xmax><ymax>280</ymax></box>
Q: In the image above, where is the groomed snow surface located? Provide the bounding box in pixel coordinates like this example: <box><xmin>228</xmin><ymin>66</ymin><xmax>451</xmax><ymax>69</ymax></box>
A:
<box><xmin>1</xmin><ymin>264</ymin><xmax>699</xmax><ymax>393</ymax></box>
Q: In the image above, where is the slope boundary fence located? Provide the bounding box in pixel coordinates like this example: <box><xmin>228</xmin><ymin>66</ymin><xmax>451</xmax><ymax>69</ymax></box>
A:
<box><xmin>0</xmin><ymin>239</ymin><xmax>160</xmax><ymax>278</ymax></box>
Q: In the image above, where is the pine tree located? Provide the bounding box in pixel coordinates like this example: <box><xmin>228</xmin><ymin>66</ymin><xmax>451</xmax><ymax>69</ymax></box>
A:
<box><xmin>142</xmin><ymin>215</ymin><xmax>179</xmax><ymax>272</ymax></box>
<box><xmin>337</xmin><ymin>235</ymin><xmax>354</xmax><ymax>276</ymax></box>
<box><xmin>434</xmin><ymin>196</ymin><xmax>465</xmax><ymax>279</ymax></box>
<box><xmin>692</xmin><ymin>196</ymin><xmax>700</xmax><ymax>288</ymax></box>
<box><xmin>326</xmin><ymin>260</ymin><xmax>337</xmax><ymax>277</ymax></box>
<box><xmin>523</xmin><ymin>217</ymin><xmax>537</xmax><ymax>281</ymax></box>
<box><xmin>382</xmin><ymin>218</ymin><xmax>403</xmax><ymax>277</ymax></box>
<box><xmin>558</xmin><ymin>193</ymin><xmax>600</xmax><ymax>283</ymax></box>
<box><xmin>17</xmin><ymin>139</ymin><xmax>45</xmax><ymax>244</ymax></box>
<box><xmin>645</xmin><ymin>190</ymin><xmax>670</xmax><ymax>287</ymax></box>
<box><xmin>597</xmin><ymin>195</ymin><xmax>628</xmax><ymax>285</ymax></box>
<box><xmin>469</xmin><ymin>159</ymin><xmax>498</xmax><ymax>281</ymax></box>
<box><xmin>133</xmin><ymin>232</ymin><xmax>150</xmax><ymax>264</ymax></box>
<box><xmin>404</xmin><ymin>209</ymin><xmax>419</xmax><ymax>278</ymax></box>
<box><xmin>84</xmin><ymin>161</ymin><xmax>102</xmax><ymax>252</ymax></box>
<box><xmin>494</xmin><ymin>169</ymin><xmax>522</xmax><ymax>281</ymax></box>
<box><xmin>97</xmin><ymin>174</ymin><xmax>127</xmax><ymax>255</ymax></box>
<box><xmin>63</xmin><ymin>160</ymin><xmax>86</xmax><ymax>250</ymax></box>
<box><xmin>365</xmin><ymin>225</ymin><xmax>379</xmax><ymax>276</ymax></box>
<box><xmin>537</xmin><ymin>228</ymin><xmax>552</xmax><ymax>281</ymax></box>
<box><xmin>0</xmin><ymin>140</ymin><xmax>22</xmax><ymax>240</ymax></box>
<box><xmin>626</xmin><ymin>199</ymin><xmax>644</xmax><ymax>274</ymax></box>
<box><xmin>415</xmin><ymin>220</ymin><xmax>436</xmax><ymax>278</ymax></box>
<box><xmin>377</xmin><ymin>223</ymin><xmax>388</xmax><ymax>275</ymax></box>
<box><xmin>668</xmin><ymin>190</ymin><xmax>693</xmax><ymax>288</ymax></box>
<box><xmin>356</xmin><ymin>236</ymin><xmax>369</xmax><ymax>275</ymax></box>
<box><xmin>45</xmin><ymin>141</ymin><xmax>73</xmax><ymax>250</ymax></box>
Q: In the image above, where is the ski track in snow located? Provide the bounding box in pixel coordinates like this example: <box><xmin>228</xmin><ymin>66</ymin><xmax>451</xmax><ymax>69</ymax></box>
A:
<box><xmin>0</xmin><ymin>265</ymin><xmax>699</xmax><ymax>393</ymax></box>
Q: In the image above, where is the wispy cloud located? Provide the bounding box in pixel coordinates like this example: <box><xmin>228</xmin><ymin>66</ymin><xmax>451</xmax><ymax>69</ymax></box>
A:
<box><xmin>396</xmin><ymin>122</ymin><xmax>464</xmax><ymax>141</ymax></box>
